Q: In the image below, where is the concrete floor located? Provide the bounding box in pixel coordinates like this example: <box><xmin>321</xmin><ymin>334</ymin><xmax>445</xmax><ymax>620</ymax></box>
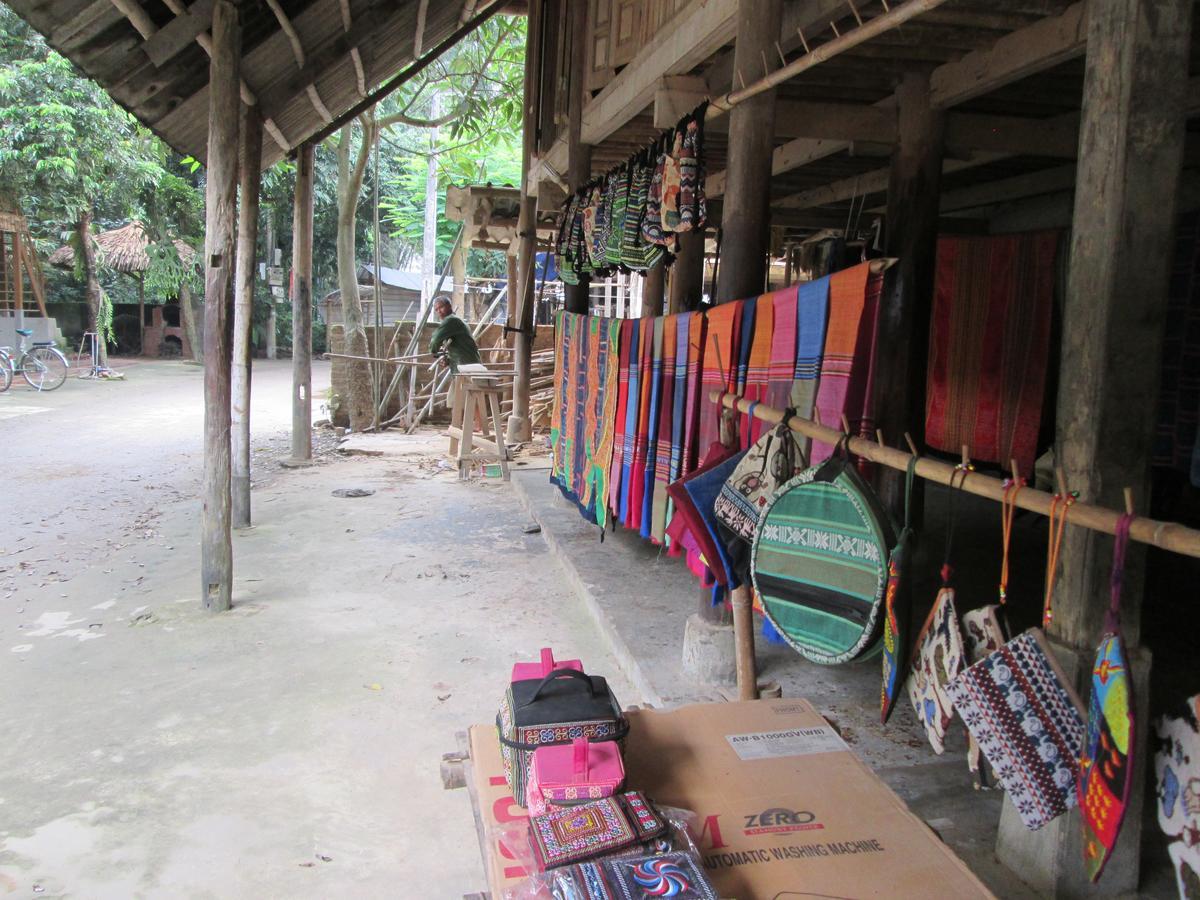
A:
<box><xmin>0</xmin><ymin>360</ymin><xmax>636</xmax><ymax>898</ymax></box>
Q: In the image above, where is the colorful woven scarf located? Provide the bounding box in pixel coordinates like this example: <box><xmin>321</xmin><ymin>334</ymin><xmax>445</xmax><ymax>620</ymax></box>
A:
<box><xmin>583</xmin><ymin>317</ymin><xmax>621</xmax><ymax>526</ymax></box>
<box><xmin>627</xmin><ymin>321</ymin><xmax>656</xmax><ymax>531</ymax></box>
<box><xmin>618</xmin><ymin>320</ymin><xmax>642</xmax><ymax>526</ymax></box>
<box><xmin>812</xmin><ymin>263</ymin><xmax>877</xmax><ymax>463</ymax></box>
<box><xmin>638</xmin><ymin>318</ymin><xmax>666</xmax><ymax>538</ymax></box>
<box><xmin>764</xmin><ymin>284</ymin><xmax>799</xmax><ymax>414</ymax></box>
<box><xmin>650</xmin><ymin>316</ymin><xmax>678</xmax><ymax>544</ymax></box>
<box><xmin>665</xmin><ymin>313</ymin><xmax>691</xmax><ymax>549</ymax></box>
<box><xmin>607</xmin><ymin>318</ymin><xmax>636</xmax><ymax>517</ymax></box>
<box><xmin>681</xmin><ymin>311</ymin><xmax>707</xmax><ymax>478</ymax></box>
<box><xmin>925</xmin><ymin>232</ymin><xmax>1057</xmax><ymax>475</ymax></box>
<box><xmin>793</xmin><ymin>275</ymin><xmax>831</xmax><ymax>436</ymax></box>
<box><xmin>740</xmin><ymin>295</ymin><xmax>774</xmax><ymax>446</ymax></box>
<box><xmin>697</xmin><ymin>301</ymin><xmax>742</xmax><ymax>456</ymax></box>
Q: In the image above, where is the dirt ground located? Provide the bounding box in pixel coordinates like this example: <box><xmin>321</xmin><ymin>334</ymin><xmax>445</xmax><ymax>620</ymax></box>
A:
<box><xmin>0</xmin><ymin>359</ymin><xmax>635</xmax><ymax>899</ymax></box>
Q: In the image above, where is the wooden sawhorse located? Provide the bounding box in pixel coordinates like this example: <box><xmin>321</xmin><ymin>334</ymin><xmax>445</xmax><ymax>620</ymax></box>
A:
<box><xmin>447</xmin><ymin>366</ymin><xmax>512</xmax><ymax>481</ymax></box>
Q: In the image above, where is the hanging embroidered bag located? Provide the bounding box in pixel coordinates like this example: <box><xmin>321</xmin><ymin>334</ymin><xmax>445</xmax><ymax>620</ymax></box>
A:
<box><xmin>751</xmin><ymin>439</ymin><xmax>896</xmax><ymax>664</ymax></box>
<box><xmin>605</xmin><ymin>166</ymin><xmax>631</xmax><ymax>267</ymax></box>
<box><xmin>881</xmin><ymin>456</ymin><xmax>918</xmax><ymax>723</ymax></box>
<box><xmin>713</xmin><ymin>414</ymin><xmax>808</xmax><ymax>583</ymax></box>
<box><xmin>660</xmin><ymin>128</ymin><xmax>684</xmax><ymax>233</ymax></box>
<box><xmin>641</xmin><ymin>140</ymin><xmax>668</xmax><ymax>248</ymax></box>
<box><xmin>497</xmin><ymin>668</ymin><xmax>628</xmax><ymax>808</ymax></box>
<box><xmin>1078</xmin><ymin>514</ymin><xmax>1137</xmax><ymax>881</ymax></box>
<box><xmin>528</xmin><ymin>791</ymin><xmax>668</xmax><ymax>870</ymax></box>
<box><xmin>677</xmin><ymin>109</ymin><xmax>707</xmax><ymax>233</ymax></box>
<box><xmin>905</xmin><ymin>465</ymin><xmax>971</xmax><ymax>754</ymax></box>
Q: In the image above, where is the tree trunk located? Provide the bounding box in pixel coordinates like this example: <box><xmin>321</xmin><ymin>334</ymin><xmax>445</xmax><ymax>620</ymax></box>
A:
<box><xmin>77</xmin><ymin>209</ymin><xmax>108</xmax><ymax>366</ymax></box>
<box><xmin>179</xmin><ymin>282</ymin><xmax>201</xmax><ymax>362</ymax></box>
<box><xmin>422</xmin><ymin>92</ymin><xmax>442</xmax><ymax>309</ymax></box>
<box><xmin>335</xmin><ymin>121</ymin><xmax>375</xmax><ymax>431</ymax></box>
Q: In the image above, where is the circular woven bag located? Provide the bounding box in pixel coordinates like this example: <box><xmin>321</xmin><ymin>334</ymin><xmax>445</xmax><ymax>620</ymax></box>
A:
<box><xmin>751</xmin><ymin>453</ymin><xmax>895</xmax><ymax>665</ymax></box>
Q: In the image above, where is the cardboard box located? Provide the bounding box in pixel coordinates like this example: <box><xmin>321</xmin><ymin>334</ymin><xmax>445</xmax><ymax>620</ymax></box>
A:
<box><xmin>468</xmin><ymin>698</ymin><xmax>993</xmax><ymax>898</ymax></box>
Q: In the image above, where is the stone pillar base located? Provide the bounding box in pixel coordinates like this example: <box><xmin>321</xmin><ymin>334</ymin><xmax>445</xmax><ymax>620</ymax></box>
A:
<box><xmin>681</xmin><ymin>613</ymin><xmax>737</xmax><ymax>686</ymax></box>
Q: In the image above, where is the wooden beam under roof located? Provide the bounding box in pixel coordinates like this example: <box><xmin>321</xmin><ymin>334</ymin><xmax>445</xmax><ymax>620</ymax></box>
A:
<box><xmin>142</xmin><ymin>0</ymin><xmax>214</xmax><ymax>67</ymax></box>
<box><xmin>708</xmin><ymin>0</ymin><xmax>1090</xmax><ymax>199</ymax></box>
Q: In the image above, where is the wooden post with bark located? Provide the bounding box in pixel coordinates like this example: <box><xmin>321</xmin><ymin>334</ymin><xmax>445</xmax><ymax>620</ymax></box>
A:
<box><xmin>713</xmin><ymin>0</ymin><xmax>782</xmax><ymax>303</ymax></box>
<box><xmin>200</xmin><ymin>0</ymin><xmax>240</xmax><ymax>612</ymax></box>
<box><xmin>873</xmin><ymin>71</ymin><xmax>945</xmax><ymax>524</ymax></box>
<box><xmin>562</xmin><ymin>0</ymin><xmax>591</xmax><ymax>316</ymax></box>
<box><xmin>995</xmin><ymin>0</ymin><xmax>1191</xmax><ymax>893</ymax></box>
<box><xmin>232</xmin><ymin>105</ymin><xmax>262</xmax><ymax>529</ymax></box>
<box><xmin>76</xmin><ymin>208</ymin><xmax>108</xmax><ymax>367</ymax></box>
<box><xmin>291</xmin><ymin>141</ymin><xmax>315</xmax><ymax>462</ymax></box>
<box><xmin>669</xmin><ymin>229</ymin><xmax>704</xmax><ymax>313</ymax></box>
<box><xmin>509</xmin><ymin>0</ymin><xmax>545</xmax><ymax>442</ymax></box>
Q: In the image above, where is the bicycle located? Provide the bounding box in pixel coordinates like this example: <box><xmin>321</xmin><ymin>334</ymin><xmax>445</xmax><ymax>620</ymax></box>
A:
<box><xmin>0</xmin><ymin>348</ymin><xmax>10</xmax><ymax>393</ymax></box>
<box><xmin>0</xmin><ymin>329</ymin><xmax>70</xmax><ymax>392</ymax></box>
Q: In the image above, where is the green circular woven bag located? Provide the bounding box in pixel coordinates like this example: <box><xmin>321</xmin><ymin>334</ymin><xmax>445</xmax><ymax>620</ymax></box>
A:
<box><xmin>751</xmin><ymin>455</ymin><xmax>895</xmax><ymax>665</ymax></box>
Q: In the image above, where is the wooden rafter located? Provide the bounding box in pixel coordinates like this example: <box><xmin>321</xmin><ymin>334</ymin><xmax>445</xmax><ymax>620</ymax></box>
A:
<box><xmin>263</xmin><ymin>0</ymin><xmax>334</xmax><ymax>125</ymax></box>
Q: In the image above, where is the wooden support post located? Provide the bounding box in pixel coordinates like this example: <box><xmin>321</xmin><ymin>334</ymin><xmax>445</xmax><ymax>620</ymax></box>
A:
<box><xmin>137</xmin><ymin>275</ymin><xmax>145</xmax><ymax>354</ymax></box>
<box><xmin>714</xmin><ymin>0</ymin><xmax>783</xmax><ymax>303</ymax></box>
<box><xmin>642</xmin><ymin>262</ymin><xmax>665</xmax><ymax>317</ymax></box>
<box><xmin>996</xmin><ymin>0</ymin><xmax>1192</xmax><ymax>893</ymax></box>
<box><xmin>730</xmin><ymin>585</ymin><xmax>759</xmax><ymax>700</ymax></box>
<box><xmin>232</xmin><ymin>105</ymin><xmax>262</xmax><ymax>529</ymax></box>
<box><xmin>669</xmin><ymin>229</ymin><xmax>705</xmax><ymax>313</ymax></box>
<box><xmin>873</xmin><ymin>71</ymin><xmax>944</xmax><ymax>524</ymax></box>
<box><xmin>291</xmin><ymin>141</ymin><xmax>315</xmax><ymax>462</ymax></box>
<box><xmin>200</xmin><ymin>0</ymin><xmax>240</xmax><ymax>613</ymax></box>
<box><xmin>562</xmin><ymin>0</ymin><xmax>591</xmax><ymax>316</ymax></box>
<box><xmin>509</xmin><ymin>0</ymin><xmax>544</xmax><ymax>443</ymax></box>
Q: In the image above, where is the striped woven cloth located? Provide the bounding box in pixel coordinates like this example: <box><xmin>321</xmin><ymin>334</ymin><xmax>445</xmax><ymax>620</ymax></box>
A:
<box><xmin>697</xmin><ymin>301</ymin><xmax>743</xmax><ymax>453</ymax></box>
<box><xmin>680</xmin><ymin>311</ymin><xmax>707</xmax><ymax>479</ymax></box>
<box><xmin>627</xmin><ymin>319</ymin><xmax>656</xmax><ymax>531</ymax></box>
<box><xmin>650</xmin><ymin>315</ymin><xmax>679</xmax><ymax>544</ymax></box>
<box><xmin>926</xmin><ymin>233</ymin><xmax>1057</xmax><ymax>474</ymax></box>
<box><xmin>812</xmin><ymin>263</ymin><xmax>878</xmax><ymax>463</ymax></box>
<box><xmin>617</xmin><ymin>319</ymin><xmax>642</xmax><ymax>526</ymax></box>
<box><xmin>764</xmin><ymin>284</ymin><xmax>799</xmax><ymax>415</ymax></box>
<box><xmin>740</xmin><ymin>294</ymin><xmax>774</xmax><ymax>446</ymax></box>
<box><xmin>607</xmin><ymin>317</ymin><xmax>636</xmax><ymax>517</ymax></box>
<box><xmin>582</xmin><ymin>316</ymin><xmax>621</xmax><ymax>526</ymax></box>
<box><xmin>638</xmin><ymin>318</ymin><xmax>666</xmax><ymax>537</ymax></box>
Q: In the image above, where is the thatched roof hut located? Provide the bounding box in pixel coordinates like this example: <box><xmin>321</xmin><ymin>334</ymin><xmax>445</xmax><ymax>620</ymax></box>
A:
<box><xmin>48</xmin><ymin>221</ymin><xmax>194</xmax><ymax>274</ymax></box>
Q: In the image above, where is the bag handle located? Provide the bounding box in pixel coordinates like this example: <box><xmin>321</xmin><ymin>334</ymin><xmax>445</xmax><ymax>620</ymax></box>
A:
<box><xmin>573</xmin><ymin>737</ymin><xmax>589</xmax><ymax>778</ymax></box>
<box><xmin>529</xmin><ymin>667</ymin><xmax>597</xmax><ymax>702</ymax></box>
<box><xmin>998</xmin><ymin>473</ymin><xmax>1026</xmax><ymax>605</ymax></box>
<box><xmin>1106</xmin><ymin>513</ymin><xmax>1134</xmax><ymax>631</ymax></box>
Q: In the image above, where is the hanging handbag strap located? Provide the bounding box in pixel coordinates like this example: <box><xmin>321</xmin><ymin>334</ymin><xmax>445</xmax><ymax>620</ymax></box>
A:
<box><xmin>903</xmin><ymin>454</ymin><xmax>918</xmax><ymax>534</ymax></box>
<box><xmin>1106</xmin><ymin>513</ymin><xmax>1134</xmax><ymax>633</ymax></box>
<box><xmin>999</xmin><ymin>475</ymin><xmax>1026</xmax><ymax>605</ymax></box>
<box><xmin>1043</xmin><ymin>489</ymin><xmax>1077</xmax><ymax>628</ymax></box>
<box><xmin>941</xmin><ymin>462</ymin><xmax>973</xmax><ymax>586</ymax></box>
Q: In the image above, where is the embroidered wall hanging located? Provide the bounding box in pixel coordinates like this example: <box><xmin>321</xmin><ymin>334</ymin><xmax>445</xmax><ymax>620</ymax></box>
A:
<box><xmin>1078</xmin><ymin>514</ymin><xmax>1137</xmax><ymax>881</ymax></box>
<box><xmin>946</xmin><ymin>629</ymin><xmax>1086</xmax><ymax>830</ymax></box>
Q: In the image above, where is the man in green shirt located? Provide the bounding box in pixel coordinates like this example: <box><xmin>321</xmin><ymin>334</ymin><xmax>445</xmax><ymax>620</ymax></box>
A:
<box><xmin>428</xmin><ymin>297</ymin><xmax>482</xmax><ymax>372</ymax></box>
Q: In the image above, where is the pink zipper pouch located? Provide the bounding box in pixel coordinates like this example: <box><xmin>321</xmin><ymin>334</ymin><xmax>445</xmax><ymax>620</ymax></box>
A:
<box><xmin>526</xmin><ymin>737</ymin><xmax>626</xmax><ymax>816</ymax></box>
<box><xmin>511</xmin><ymin>648</ymin><xmax>583</xmax><ymax>683</ymax></box>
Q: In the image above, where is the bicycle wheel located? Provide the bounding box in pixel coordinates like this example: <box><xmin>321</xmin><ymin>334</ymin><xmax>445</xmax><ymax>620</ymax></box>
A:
<box><xmin>22</xmin><ymin>347</ymin><xmax>69</xmax><ymax>391</ymax></box>
<box><xmin>0</xmin><ymin>354</ymin><xmax>10</xmax><ymax>393</ymax></box>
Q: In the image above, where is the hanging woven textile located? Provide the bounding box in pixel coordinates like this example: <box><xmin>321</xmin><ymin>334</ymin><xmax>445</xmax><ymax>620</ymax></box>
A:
<box><xmin>650</xmin><ymin>316</ymin><xmax>679</xmax><ymax>544</ymax></box>
<box><xmin>925</xmin><ymin>232</ymin><xmax>1058</xmax><ymax>475</ymax></box>
<box><xmin>664</xmin><ymin>313</ymin><xmax>692</xmax><ymax>546</ymax></box>
<box><xmin>617</xmin><ymin>320</ymin><xmax>642</xmax><ymax>527</ymax></box>
<box><xmin>740</xmin><ymin>295</ymin><xmax>774</xmax><ymax>446</ymax></box>
<box><xmin>697</xmin><ymin>301</ymin><xmax>743</xmax><ymax>455</ymax></box>
<box><xmin>676</xmin><ymin>107</ymin><xmax>707</xmax><ymax>233</ymax></box>
<box><xmin>764</xmin><ymin>284</ymin><xmax>800</xmax><ymax>414</ymax></box>
<box><xmin>881</xmin><ymin>456</ymin><xmax>918</xmax><ymax>724</ymax></box>
<box><xmin>1078</xmin><ymin>514</ymin><xmax>1137</xmax><ymax>881</ymax></box>
<box><xmin>641</xmin><ymin>138</ymin><xmax>668</xmax><ymax>249</ymax></box>
<box><xmin>639</xmin><ymin>318</ymin><xmax>666</xmax><ymax>538</ymax></box>
<box><xmin>550</xmin><ymin>311</ymin><xmax>584</xmax><ymax>508</ymax></box>
<box><xmin>627</xmin><ymin>321</ymin><xmax>656</xmax><ymax>531</ymax></box>
<box><xmin>607</xmin><ymin>318</ymin><xmax>637</xmax><ymax>519</ymax></box>
<box><xmin>812</xmin><ymin>262</ymin><xmax>880</xmax><ymax>463</ymax></box>
<box><xmin>680</xmin><ymin>311</ymin><xmax>707</xmax><ymax>478</ymax></box>
<box><xmin>666</xmin><ymin>443</ymin><xmax>746</xmax><ymax>591</ymax></box>
<box><xmin>604</xmin><ymin>166</ymin><xmax>631</xmax><ymax>267</ymax></box>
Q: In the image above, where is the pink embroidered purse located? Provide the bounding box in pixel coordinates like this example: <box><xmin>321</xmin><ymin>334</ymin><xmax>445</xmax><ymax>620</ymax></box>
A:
<box><xmin>511</xmin><ymin>647</ymin><xmax>583</xmax><ymax>683</ymax></box>
<box><xmin>526</xmin><ymin>736</ymin><xmax>626</xmax><ymax>817</ymax></box>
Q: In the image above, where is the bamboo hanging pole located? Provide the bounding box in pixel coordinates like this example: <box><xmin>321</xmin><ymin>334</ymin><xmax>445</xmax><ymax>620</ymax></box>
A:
<box><xmin>706</xmin><ymin>0</ymin><xmax>952</xmax><ymax>121</ymax></box>
<box><xmin>712</xmin><ymin>391</ymin><xmax>1200</xmax><ymax>560</ymax></box>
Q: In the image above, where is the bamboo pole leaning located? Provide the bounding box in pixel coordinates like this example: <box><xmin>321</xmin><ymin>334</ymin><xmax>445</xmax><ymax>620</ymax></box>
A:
<box><xmin>712</xmin><ymin>391</ymin><xmax>1200</xmax><ymax>560</ymax></box>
